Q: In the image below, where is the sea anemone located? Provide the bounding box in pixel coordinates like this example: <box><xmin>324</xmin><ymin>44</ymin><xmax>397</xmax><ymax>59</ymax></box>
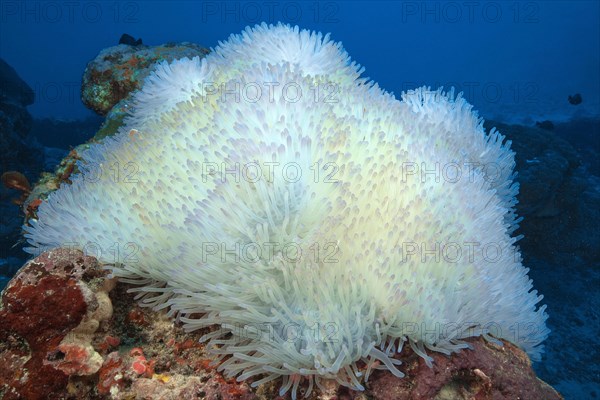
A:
<box><xmin>24</xmin><ymin>23</ymin><xmax>549</xmax><ymax>398</ymax></box>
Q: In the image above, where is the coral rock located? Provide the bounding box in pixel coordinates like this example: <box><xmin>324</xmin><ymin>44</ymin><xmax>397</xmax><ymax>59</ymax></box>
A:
<box><xmin>1</xmin><ymin>250</ymin><xmax>561</xmax><ymax>399</ymax></box>
<box><xmin>81</xmin><ymin>42</ymin><xmax>209</xmax><ymax>115</ymax></box>
<box><xmin>0</xmin><ymin>248</ymin><xmax>111</xmax><ymax>399</ymax></box>
<box><xmin>368</xmin><ymin>337</ymin><xmax>562</xmax><ymax>399</ymax></box>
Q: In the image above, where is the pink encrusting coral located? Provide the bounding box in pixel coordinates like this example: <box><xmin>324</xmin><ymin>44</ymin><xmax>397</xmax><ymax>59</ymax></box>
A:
<box><xmin>23</xmin><ymin>23</ymin><xmax>549</xmax><ymax>399</ymax></box>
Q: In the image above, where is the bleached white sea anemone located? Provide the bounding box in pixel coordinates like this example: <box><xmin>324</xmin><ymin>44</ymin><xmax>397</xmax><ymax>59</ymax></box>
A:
<box><xmin>24</xmin><ymin>23</ymin><xmax>549</xmax><ymax>398</ymax></box>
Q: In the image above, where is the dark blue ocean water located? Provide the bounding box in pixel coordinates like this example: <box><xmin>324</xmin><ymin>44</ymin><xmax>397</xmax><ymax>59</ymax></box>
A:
<box><xmin>1</xmin><ymin>1</ymin><xmax>599</xmax><ymax>122</ymax></box>
<box><xmin>1</xmin><ymin>1</ymin><xmax>599</xmax><ymax>399</ymax></box>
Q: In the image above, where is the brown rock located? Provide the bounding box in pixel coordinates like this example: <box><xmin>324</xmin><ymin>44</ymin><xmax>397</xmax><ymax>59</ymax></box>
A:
<box><xmin>368</xmin><ymin>337</ymin><xmax>562</xmax><ymax>400</ymax></box>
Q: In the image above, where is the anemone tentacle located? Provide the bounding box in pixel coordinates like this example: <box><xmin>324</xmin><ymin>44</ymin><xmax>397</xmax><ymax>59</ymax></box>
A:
<box><xmin>24</xmin><ymin>22</ymin><xmax>549</xmax><ymax>400</ymax></box>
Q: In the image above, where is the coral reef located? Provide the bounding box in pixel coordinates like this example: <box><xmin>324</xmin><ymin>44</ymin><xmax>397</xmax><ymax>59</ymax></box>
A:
<box><xmin>0</xmin><ymin>21</ymin><xmax>600</xmax><ymax>399</ymax></box>
<box><xmin>18</xmin><ymin>42</ymin><xmax>211</xmax><ymax>227</ymax></box>
<box><xmin>81</xmin><ymin>42</ymin><xmax>209</xmax><ymax>115</ymax></box>
<box><xmin>24</xmin><ymin>23</ymin><xmax>549</xmax><ymax>398</ymax></box>
<box><xmin>366</xmin><ymin>338</ymin><xmax>561</xmax><ymax>400</ymax></box>
<box><xmin>0</xmin><ymin>249</ymin><xmax>562</xmax><ymax>399</ymax></box>
<box><xmin>8</xmin><ymin>23</ymin><xmax>598</xmax><ymax>400</ymax></box>
<box><xmin>0</xmin><ymin>248</ymin><xmax>110</xmax><ymax>398</ymax></box>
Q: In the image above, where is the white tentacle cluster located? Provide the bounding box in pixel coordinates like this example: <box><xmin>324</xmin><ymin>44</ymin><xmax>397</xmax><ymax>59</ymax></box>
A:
<box><xmin>25</xmin><ymin>23</ymin><xmax>549</xmax><ymax>399</ymax></box>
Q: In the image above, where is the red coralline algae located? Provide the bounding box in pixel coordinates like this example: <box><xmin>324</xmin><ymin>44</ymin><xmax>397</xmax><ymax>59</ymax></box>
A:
<box><xmin>50</xmin><ymin>342</ymin><xmax>100</xmax><ymax>376</ymax></box>
<box><xmin>367</xmin><ymin>337</ymin><xmax>562</xmax><ymax>400</ymax></box>
<box><xmin>128</xmin><ymin>348</ymin><xmax>155</xmax><ymax>377</ymax></box>
<box><xmin>126</xmin><ymin>308</ymin><xmax>148</xmax><ymax>326</ymax></box>
<box><xmin>97</xmin><ymin>352</ymin><xmax>125</xmax><ymax>395</ymax></box>
<box><xmin>131</xmin><ymin>359</ymin><xmax>147</xmax><ymax>375</ymax></box>
<box><xmin>0</xmin><ymin>248</ymin><xmax>102</xmax><ymax>399</ymax></box>
<box><xmin>97</xmin><ymin>335</ymin><xmax>121</xmax><ymax>353</ymax></box>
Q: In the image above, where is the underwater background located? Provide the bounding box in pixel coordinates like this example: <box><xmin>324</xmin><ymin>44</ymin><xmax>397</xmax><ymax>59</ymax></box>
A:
<box><xmin>0</xmin><ymin>1</ymin><xmax>598</xmax><ymax>399</ymax></box>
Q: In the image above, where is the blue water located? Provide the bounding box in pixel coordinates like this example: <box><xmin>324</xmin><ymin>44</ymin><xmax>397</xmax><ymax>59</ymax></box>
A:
<box><xmin>1</xmin><ymin>1</ymin><xmax>598</xmax><ymax>122</ymax></box>
<box><xmin>1</xmin><ymin>2</ymin><xmax>599</xmax><ymax>399</ymax></box>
